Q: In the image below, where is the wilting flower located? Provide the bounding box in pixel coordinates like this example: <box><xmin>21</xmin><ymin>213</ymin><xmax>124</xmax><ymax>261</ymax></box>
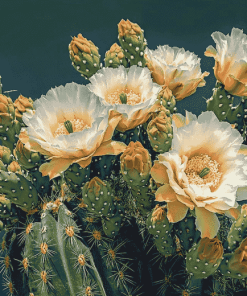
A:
<box><xmin>145</xmin><ymin>45</ymin><xmax>209</xmax><ymax>100</ymax></box>
<box><xmin>18</xmin><ymin>82</ymin><xmax>127</xmax><ymax>180</ymax></box>
<box><xmin>87</xmin><ymin>65</ymin><xmax>162</xmax><ymax>132</ymax></box>
<box><xmin>205</xmin><ymin>27</ymin><xmax>247</xmax><ymax>96</ymax></box>
<box><xmin>150</xmin><ymin>110</ymin><xmax>247</xmax><ymax>238</ymax></box>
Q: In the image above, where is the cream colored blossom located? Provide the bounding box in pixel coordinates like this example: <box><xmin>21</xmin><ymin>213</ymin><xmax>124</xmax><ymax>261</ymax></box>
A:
<box><xmin>87</xmin><ymin>65</ymin><xmax>162</xmax><ymax>132</ymax></box>
<box><xmin>150</xmin><ymin>110</ymin><xmax>247</xmax><ymax>238</ymax></box>
<box><xmin>205</xmin><ymin>28</ymin><xmax>247</xmax><ymax>96</ymax></box>
<box><xmin>145</xmin><ymin>45</ymin><xmax>209</xmax><ymax>100</ymax></box>
<box><xmin>18</xmin><ymin>82</ymin><xmax>127</xmax><ymax>180</ymax></box>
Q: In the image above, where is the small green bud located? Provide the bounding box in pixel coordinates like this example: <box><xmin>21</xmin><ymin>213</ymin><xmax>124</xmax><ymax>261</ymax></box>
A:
<box><xmin>119</xmin><ymin>93</ymin><xmax>127</xmax><ymax>104</ymax></box>
<box><xmin>64</xmin><ymin>120</ymin><xmax>73</xmax><ymax>134</ymax></box>
<box><xmin>199</xmin><ymin>167</ymin><xmax>210</xmax><ymax>178</ymax></box>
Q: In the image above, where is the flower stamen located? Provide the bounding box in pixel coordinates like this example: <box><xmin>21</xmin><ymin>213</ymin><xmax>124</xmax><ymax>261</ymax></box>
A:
<box><xmin>54</xmin><ymin>116</ymin><xmax>91</xmax><ymax>137</ymax></box>
<box><xmin>185</xmin><ymin>154</ymin><xmax>222</xmax><ymax>189</ymax></box>
<box><xmin>106</xmin><ymin>87</ymin><xmax>142</xmax><ymax>105</ymax></box>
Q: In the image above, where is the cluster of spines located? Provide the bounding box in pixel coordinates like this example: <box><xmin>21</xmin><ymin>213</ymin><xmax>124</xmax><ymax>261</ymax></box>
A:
<box><xmin>22</xmin><ymin>202</ymin><xmax>106</xmax><ymax>296</ymax></box>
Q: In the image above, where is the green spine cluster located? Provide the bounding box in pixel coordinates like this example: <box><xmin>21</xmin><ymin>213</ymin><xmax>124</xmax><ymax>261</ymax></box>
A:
<box><xmin>118</xmin><ymin>19</ymin><xmax>147</xmax><ymax>67</ymax></box>
<box><xmin>146</xmin><ymin>205</ymin><xmax>176</xmax><ymax>256</ymax></box>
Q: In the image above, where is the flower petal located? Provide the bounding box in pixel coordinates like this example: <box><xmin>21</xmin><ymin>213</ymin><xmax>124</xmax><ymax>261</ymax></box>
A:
<box><xmin>155</xmin><ymin>183</ymin><xmax>177</xmax><ymax>202</ymax></box>
<box><xmin>150</xmin><ymin>161</ymin><xmax>169</xmax><ymax>184</ymax></box>
<box><xmin>195</xmin><ymin>207</ymin><xmax>220</xmax><ymax>239</ymax></box>
<box><xmin>39</xmin><ymin>158</ymin><xmax>73</xmax><ymax>180</ymax></box>
<box><xmin>166</xmin><ymin>200</ymin><xmax>188</xmax><ymax>223</ymax></box>
<box><xmin>93</xmin><ymin>139</ymin><xmax>127</xmax><ymax>157</ymax></box>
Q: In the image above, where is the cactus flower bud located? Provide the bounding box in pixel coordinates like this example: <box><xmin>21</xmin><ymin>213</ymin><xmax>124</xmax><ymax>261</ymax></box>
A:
<box><xmin>147</xmin><ymin>108</ymin><xmax>173</xmax><ymax>153</ymax></box>
<box><xmin>120</xmin><ymin>141</ymin><xmax>152</xmax><ymax>186</ymax></box>
<box><xmin>197</xmin><ymin>237</ymin><xmax>223</xmax><ymax>264</ymax></box>
<box><xmin>0</xmin><ymin>94</ymin><xmax>15</xmax><ymax>132</ymax></box>
<box><xmin>104</xmin><ymin>43</ymin><xmax>128</xmax><ymax>68</ymax></box>
<box><xmin>118</xmin><ymin>19</ymin><xmax>147</xmax><ymax>67</ymax></box>
<box><xmin>157</xmin><ymin>86</ymin><xmax>177</xmax><ymax>115</ymax></box>
<box><xmin>68</xmin><ymin>33</ymin><xmax>100</xmax><ymax>79</ymax></box>
<box><xmin>7</xmin><ymin>161</ymin><xmax>22</xmax><ymax>174</ymax></box>
<box><xmin>186</xmin><ymin>236</ymin><xmax>223</xmax><ymax>278</ymax></box>
<box><xmin>0</xmin><ymin>146</ymin><xmax>14</xmax><ymax>166</ymax></box>
<box><xmin>13</xmin><ymin>140</ymin><xmax>41</xmax><ymax>170</ymax></box>
<box><xmin>13</xmin><ymin>95</ymin><xmax>34</xmax><ymax>124</ymax></box>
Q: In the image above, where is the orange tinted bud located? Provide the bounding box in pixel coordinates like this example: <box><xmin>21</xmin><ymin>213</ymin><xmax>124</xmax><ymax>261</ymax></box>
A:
<box><xmin>87</xmin><ymin>177</ymin><xmax>106</xmax><ymax>196</ymax></box>
<box><xmin>14</xmin><ymin>95</ymin><xmax>34</xmax><ymax>122</ymax></box>
<box><xmin>198</xmin><ymin>237</ymin><xmax>223</xmax><ymax>263</ymax></box>
<box><xmin>7</xmin><ymin>161</ymin><xmax>22</xmax><ymax>174</ymax></box>
<box><xmin>120</xmin><ymin>141</ymin><xmax>151</xmax><ymax>174</ymax></box>
<box><xmin>151</xmin><ymin>204</ymin><xmax>167</xmax><ymax>224</ymax></box>
<box><xmin>118</xmin><ymin>19</ymin><xmax>142</xmax><ymax>38</ymax></box>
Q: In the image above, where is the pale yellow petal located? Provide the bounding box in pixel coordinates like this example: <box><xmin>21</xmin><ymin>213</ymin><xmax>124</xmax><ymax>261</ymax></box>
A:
<box><xmin>150</xmin><ymin>161</ymin><xmax>170</xmax><ymax>184</ymax></box>
<box><xmin>166</xmin><ymin>200</ymin><xmax>188</xmax><ymax>223</ymax></box>
<box><xmin>155</xmin><ymin>183</ymin><xmax>177</xmax><ymax>202</ymax></box>
<box><xmin>39</xmin><ymin>158</ymin><xmax>73</xmax><ymax>180</ymax></box>
<box><xmin>195</xmin><ymin>207</ymin><xmax>220</xmax><ymax>239</ymax></box>
<box><xmin>93</xmin><ymin>140</ymin><xmax>127</xmax><ymax>157</ymax></box>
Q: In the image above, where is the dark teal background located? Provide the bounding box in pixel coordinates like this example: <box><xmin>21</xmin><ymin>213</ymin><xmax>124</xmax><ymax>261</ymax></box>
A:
<box><xmin>0</xmin><ymin>0</ymin><xmax>247</xmax><ymax>295</ymax></box>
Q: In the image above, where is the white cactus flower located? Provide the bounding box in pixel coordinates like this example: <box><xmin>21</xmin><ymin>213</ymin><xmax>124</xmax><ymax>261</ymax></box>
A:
<box><xmin>205</xmin><ymin>27</ymin><xmax>247</xmax><ymax>96</ymax></box>
<box><xmin>18</xmin><ymin>82</ymin><xmax>126</xmax><ymax>180</ymax></box>
<box><xmin>145</xmin><ymin>45</ymin><xmax>209</xmax><ymax>100</ymax></box>
<box><xmin>151</xmin><ymin>110</ymin><xmax>247</xmax><ymax>238</ymax></box>
<box><xmin>87</xmin><ymin>65</ymin><xmax>162</xmax><ymax>132</ymax></box>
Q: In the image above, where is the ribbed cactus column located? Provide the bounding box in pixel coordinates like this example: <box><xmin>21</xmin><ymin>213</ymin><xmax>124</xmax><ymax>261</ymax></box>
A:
<box><xmin>24</xmin><ymin>203</ymin><xmax>107</xmax><ymax>296</ymax></box>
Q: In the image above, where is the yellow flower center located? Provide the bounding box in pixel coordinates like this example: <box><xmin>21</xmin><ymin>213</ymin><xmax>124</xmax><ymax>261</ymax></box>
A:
<box><xmin>54</xmin><ymin>117</ymin><xmax>91</xmax><ymax>137</ymax></box>
<box><xmin>184</xmin><ymin>154</ymin><xmax>222</xmax><ymax>189</ymax></box>
<box><xmin>105</xmin><ymin>87</ymin><xmax>142</xmax><ymax>105</ymax></box>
